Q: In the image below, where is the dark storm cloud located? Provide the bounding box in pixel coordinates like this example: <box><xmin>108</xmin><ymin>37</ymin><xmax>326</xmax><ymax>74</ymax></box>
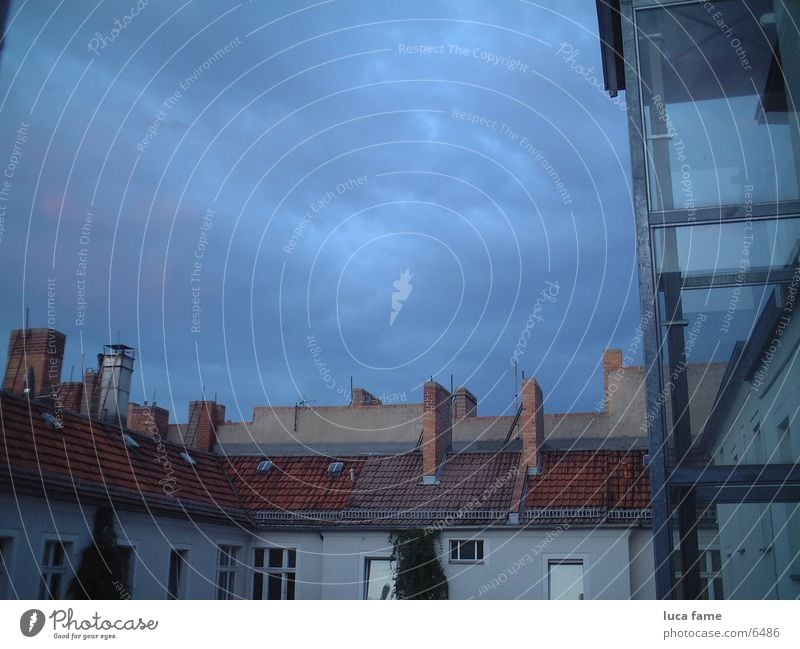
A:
<box><xmin>0</xmin><ymin>0</ymin><xmax>640</xmax><ymax>423</ymax></box>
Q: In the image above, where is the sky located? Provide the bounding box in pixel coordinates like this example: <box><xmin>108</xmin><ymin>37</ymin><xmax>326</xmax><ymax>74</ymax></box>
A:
<box><xmin>0</xmin><ymin>0</ymin><xmax>641</xmax><ymax>424</ymax></box>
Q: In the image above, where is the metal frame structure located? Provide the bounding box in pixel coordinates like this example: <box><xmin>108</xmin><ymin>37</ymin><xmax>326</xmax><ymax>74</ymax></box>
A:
<box><xmin>598</xmin><ymin>0</ymin><xmax>800</xmax><ymax>598</ymax></box>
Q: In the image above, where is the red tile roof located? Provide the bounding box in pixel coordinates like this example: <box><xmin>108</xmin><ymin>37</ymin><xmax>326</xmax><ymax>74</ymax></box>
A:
<box><xmin>1</xmin><ymin>393</ymin><xmax>651</xmax><ymax>526</ymax></box>
<box><xmin>0</xmin><ymin>394</ymin><xmax>241</xmax><ymax>514</ymax></box>
<box><xmin>526</xmin><ymin>449</ymin><xmax>651</xmax><ymax>510</ymax></box>
<box><xmin>351</xmin><ymin>452</ymin><xmax>519</xmax><ymax>516</ymax></box>
<box><xmin>223</xmin><ymin>455</ymin><xmax>365</xmax><ymax>511</ymax></box>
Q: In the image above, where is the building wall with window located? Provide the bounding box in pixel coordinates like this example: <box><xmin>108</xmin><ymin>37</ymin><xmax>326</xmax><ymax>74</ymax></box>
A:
<box><xmin>248</xmin><ymin>527</ymin><xmax>656</xmax><ymax>600</ymax></box>
<box><xmin>0</xmin><ymin>493</ymin><xmax>252</xmax><ymax>600</ymax></box>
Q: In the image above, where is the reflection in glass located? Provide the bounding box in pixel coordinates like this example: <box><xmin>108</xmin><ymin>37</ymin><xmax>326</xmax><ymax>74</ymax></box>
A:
<box><xmin>638</xmin><ymin>1</ymin><xmax>800</xmax><ymax>210</ymax></box>
<box><xmin>653</xmin><ymin>218</ymin><xmax>800</xmax><ymax>466</ymax></box>
<box><xmin>547</xmin><ymin>560</ymin><xmax>584</xmax><ymax>600</ymax></box>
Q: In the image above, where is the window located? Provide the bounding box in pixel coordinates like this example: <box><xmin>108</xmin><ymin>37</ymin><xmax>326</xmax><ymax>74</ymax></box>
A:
<box><xmin>118</xmin><ymin>546</ymin><xmax>134</xmax><ymax>596</ymax></box>
<box><xmin>548</xmin><ymin>560</ymin><xmax>584</xmax><ymax>600</ymax></box>
<box><xmin>0</xmin><ymin>537</ymin><xmax>11</xmax><ymax>598</ymax></box>
<box><xmin>253</xmin><ymin>548</ymin><xmax>295</xmax><ymax>600</ymax></box>
<box><xmin>449</xmin><ymin>540</ymin><xmax>484</xmax><ymax>563</ymax></box>
<box><xmin>167</xmin><ymin>549</ymin><xmax>187</xmax><ymax>600</ymax></box>
<box><xmin>637</xmin><ymin>0</ymin><xmax>800</xmax><ymax>210</ymax></box>
<box><xmin>364</xmin><ymin>558</ymin><xmax>395</xmax><ymax>600</ymax></box>
<box><xmin>673</xmin><ymin>548</ymin><xmax>724</xmax><ymax>600</ymax></box>
<box><xmin>39</xmin><ymin>540</ymin><xmax>72</xmax><ymax>599</ymax></box>
<box><xmin>216</xmin><ymin>545</ymin><xmax>239</xmax><ymax>600</ymax></box>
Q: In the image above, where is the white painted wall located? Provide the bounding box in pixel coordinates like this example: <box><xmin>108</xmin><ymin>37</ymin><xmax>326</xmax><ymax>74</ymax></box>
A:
<box><xmin>0</xmin><ymin>492</ymin><xmax>251</xmax><ymax>600</ymax></box>
<box><xmin>1</xmin><ymin>492</ymin><xmax>656</xmax><ymax>600</ymax></box>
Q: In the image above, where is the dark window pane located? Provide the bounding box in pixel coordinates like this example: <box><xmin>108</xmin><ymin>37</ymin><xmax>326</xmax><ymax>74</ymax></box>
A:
<box><xmin>268</xmin><ymin>549</ymin><xmax>283</xmax><ymax>568</ymax></box>
<box><xmin>254</xmin><ymin>549</ymin><xmax>264</xmax><ymax>568</ymax></box>
<box><xmin>461</xmin><ymin>541</ymin><xmax>476</xmax><ymax>561</ymax></box>
<box><xmin>710</xmin><ymin>550</ymin><xmax>721</xmax><ymax>573</ymax></box>
<box><xmin>287</xmin><ymin>549</ymin><xmax>296</xmax><ymax>568</ymax></box>
<box><xmin>252</xmin><ymin>572</ymin><xmax>263</xmax><ymax>600</ymax></box>
<box><xmin>475</xmin><ymin>541</ymin><xmax>484</xmax><ymax>561</ymax></box>
<box><xmin>449</xmin><ymin>541</ymin><xmax>458</xmax><ymax>561</ymax></box>
<box><xmin>286</xmin><ymin>572</ymin><xmax>295</xmax><ymax>600</ymax></box>
<box><xmin>267</xmin><ymin>573</ymin><xmax>282</xmax><ymax>600</ymax></box>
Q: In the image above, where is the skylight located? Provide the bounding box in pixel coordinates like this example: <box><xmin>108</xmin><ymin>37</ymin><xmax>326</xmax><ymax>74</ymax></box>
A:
<box><xmin>42</xmin><ymin>412</ymin><xmax>63</xmax><ymax>429</ymax></box>
<box><xmin>327</xmin><ymin>461</ymin><xmax>344</xmax><ymax>476</ymax></box>
<box><xmin>256</xmin><ymin>459</ymin><xmax>274</xmax><ymax>474</ymax></box>
<box><xmin>122</xmin><ymin>433</ymin><xmax>140</xmax><ymax>449</ymax></box>
<box><xmin>180</xmin><ymin>451</ymin><xmax>197</xmax><ymax>465</ymax></box>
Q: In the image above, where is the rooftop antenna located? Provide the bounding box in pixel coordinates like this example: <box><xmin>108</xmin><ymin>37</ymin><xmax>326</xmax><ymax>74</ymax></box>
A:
<box><xmin>25</xmin><ymin>306</ymin><xmax>29</xmax><ymax>331</ymax></box>
<box><xmin>450</xmin><ymin>374</ymin><xmax>453</xmax><ymax>394</ymax></box>
<box><xmin>514</xmin><ymin>359</ymin><xmax>518</xmax><ymax>410</ymax></box>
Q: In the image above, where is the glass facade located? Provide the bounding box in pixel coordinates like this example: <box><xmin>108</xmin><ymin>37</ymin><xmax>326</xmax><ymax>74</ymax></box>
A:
<box><xmin>637</xmin><ymin>0</ymin><xmax>800</xmax><ymax>210</ymax></box>
<box><xmin>616</xmin><ymin>0</ymin><xmax>800</xmax><ymax>599</ymax></box>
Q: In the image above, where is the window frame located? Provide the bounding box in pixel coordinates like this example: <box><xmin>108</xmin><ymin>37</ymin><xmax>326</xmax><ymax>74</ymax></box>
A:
<box><xmin>39</xmin><ymin>538</ymin><xmax>73</xmax><ymax>600</ymax></box>
<box><xmin>252</xmin><ymin>547</ymin><xmax>296</xmax><ymax>600</ymax></box>
<box><xmin>363</xmin><ymin>556</ymin><xmax>395</xmax><ymax>600</ymax></box>
<box><xmin>215</xmin><ymin>544</ymin><xmax>240</xmax><ymax>600</ymax></box>
<box><xmin>546</xmin><ymin>558</ymin><xmax>586</xmax><ymax>601</ymax></box>
<box><xmin>0</xmin><ymin>535</ymin><xmax>13</xmax><ymax>599</ymax></box>
<box><xmin>167</xmin><ymin>548</ymin><xmax>189</xmax><ymax>600</ymax></box>
<box><xmin>448</xmin><ymin>539</ymin><xmax>485</xmax><ymax>564</ymax></box>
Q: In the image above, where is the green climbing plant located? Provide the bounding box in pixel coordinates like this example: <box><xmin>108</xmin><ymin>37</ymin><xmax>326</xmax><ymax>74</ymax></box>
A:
<box><xmin>67</xmin><ymin>507</ymin><xmax>129</xmax><ymax>599</ymax></box>
<box><xmin>390</xmin><ymin>529</ymin><xmax>449</xmax><ymax>599</ymax></box>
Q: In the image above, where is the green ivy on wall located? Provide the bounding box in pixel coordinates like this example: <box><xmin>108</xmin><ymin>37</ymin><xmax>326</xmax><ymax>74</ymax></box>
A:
<box><xmin>390</xmin><ymin>529</ymin><xmax>449</xmax><ymax>599</ymax></box>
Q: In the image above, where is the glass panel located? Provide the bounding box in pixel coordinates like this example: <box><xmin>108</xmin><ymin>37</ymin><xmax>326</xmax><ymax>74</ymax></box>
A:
<box><xmin>254</xmin><ymin>548</ymin><xmax>264</xmax><ymax>568</ymax></box>
<box><xmin>450</xmin><ymin>541</ymin><xmax>459</xmax><ymax>561</ymax></box>
<box><xmin>267</xmin><ymin>573</ymin><xmax>282</xmax><ymax>600</ymax></box>
<box><xmin>637</xmin><ymin>1</ymin><xmax>800</xmax><ymax>210</ymax></box>
<box><xmin>287</xmin><ymin>549</ymin><xmax>296</xmax><ymax>569</ymax></box>
<box><xmin>167</xmin><ymin>551</ymin><xmax>183</xmax><ymax>600</ymax></box>
<box><xmin>119</xmin><ymin>548</ymin><xmax>133</xmax><ymax>590</ymax></box>
<box><xmin>475</xmin><ymin>541</ymin><xmax>484</xmax><ymax>561</ymax></box>
<box><xmin>461</xmin><ymin>542</ymin><xmax>476</xmax><ymax>561</ymax></box>
<box><xmin>548</xmin><ymin>561</ymin><xmax>584</xmax><ymax>600</ymax></box>
<box><xmin>365</xmin><ymin>559</ymin><xmax>395</xmax><ymax>600</ymax></box>
<box><xmin>252</xmin><ymin>571</ymin><xmax>263</xmax><ymax>600</ymax></box>
<box><xmin>268</xmin><ymin>549</ymin><xmax>283</xmax><ymax>568</ymax></box>
<box><xmin>653</xmin><ymin>218</ymin><xmax>800</xmax><ymax>465</ymax></box>
<box><xmin>286</xmin><ymin>572</ymin><xmax>295</xmax><ymax>601</ymax></box>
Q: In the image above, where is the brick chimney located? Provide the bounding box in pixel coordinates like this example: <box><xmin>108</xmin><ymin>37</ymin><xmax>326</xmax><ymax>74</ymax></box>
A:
<box><xmin>603</xmin><ymin>349</ymin><xmax>624</xmax><ymax>412</ymax></box>
<box><xmin>452</xmin><ymin>386</ymin><xmax>477</xmax><ymax>422</ymax></box>
<box><xmin>3</xmin><ymin>328</ymin><xmax>65</xmax><ymax>399</ymax></box>
<box><xmin>421</xmin><ymin>381</ymin><xmax>452</xmax><ymax>483</ymax></box>
<box><xmin>56</xmin><ymin>382</ymin><xmax>84</xmax><ymax>413</ymax></box>
<box><xmin>185</xmin><ymin>400</ymin><xmax>226</xmax><ymax>451</ymax></box>
<box><xmin>351</xmin><ymin>387</ymin><xmax>381</xmax><ymax>407</ymax></box>
<box><xmin>520</xmin><ymin>378</ymin><xmax>545</xmax><ymax>474</ymax></box>
<box><xmin>127</xmin><ymin>402</ymin><xmax>169</xmax><ymax>439</ymax></box>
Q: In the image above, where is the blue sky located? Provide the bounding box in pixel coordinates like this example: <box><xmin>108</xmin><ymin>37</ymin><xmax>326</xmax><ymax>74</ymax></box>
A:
<box><xmin>0</xmin><ymin>1</ymin><xmax>641</xmax><ymax>423</ymax></box>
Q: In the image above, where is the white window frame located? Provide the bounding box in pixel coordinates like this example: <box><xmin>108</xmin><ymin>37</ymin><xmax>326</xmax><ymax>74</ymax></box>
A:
<box><xmin>39</xmin><ymin>538</ymin><xmax>74</xmax><ymax>599</ymax></box>
<box><xmin>449</xmin><ymin>539</ymin><xmax>485</xmax><ymax>563</ymax></box>
<box><xmin>363</xmin><ymin>556</ymin><xmax>395</xmax><ymax>600</ymax></box>
<box><xmin>543</xmin><ymin>554</ymin><xmax>588</xmax><ymax>600</ymax></box>
<box><xmin>253</xmin><ymin>547</ymin><xmax>296</xmax><ymax>600</ymax></box>
<box><xmin>167</xmin><ymin>548</ymin><xmax>189</xmax><ymax>600</ymax></box>
<box><xmin>215</xmin><ymin>544</ymin><xmax>240</xmax><ymax>600</ymax></box>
